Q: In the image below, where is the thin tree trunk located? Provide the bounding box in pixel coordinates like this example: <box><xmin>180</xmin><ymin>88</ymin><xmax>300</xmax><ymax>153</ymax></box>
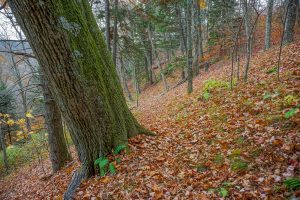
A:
<box><xmin>104</xmin><ymin>0</ymin><xmax>111</xmax><ymax>51</ymax></box>
<box><xmin>10</xmin><ymin>54</ymin><xmax>31</xmax><ymax>133</ymax></box>
<box><xmin>119</xmin><ymin>54</ymin><xmax>133</xmax><ymax>101</ymax></box>
<box><xmin>41</xmin><ymin>75</ymin><xmax>71</xmax><ymax>173</ymax></box>
<box><xmin>265</xmin><ymin>0</ymin><xmax>274</xmax><ymax>50</ymax></box>
<box><xmin>242</xmin><ymin>0</ymin><xmax>251</xmax><ymax>81</ymax></box>
<box><xmin>186</xmin><ymin>0</ymin><xmax>193</xmax><ymax>94</ymax></box>
<box><xmin>177</xmin><ymin>6</ymin><xmax>187</xmax><ymax>80</ymax></box>
<box><xmin>148</xmin><ymin>27</ymin><xmax>168</xmax><ymax>92</ymax></box>
<box><xmin>193</xmin><ymin>0</ymin><xmax>200</xmax><ymax>76</ymax></box>
<box><xmin>0</xmin><ymin>126</ymin><xmax>8</xmax><ymax>171</ymax></box>
<box><xmin>112</xmin><ymin>0</ymin><xmax>118</xmax><ymax>66</ymax></box>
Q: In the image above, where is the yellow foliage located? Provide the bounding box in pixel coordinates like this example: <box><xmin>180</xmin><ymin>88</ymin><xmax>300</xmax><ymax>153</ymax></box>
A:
<box><xmin>3</xmin><ymin>114</ymin><xmax>10</xmax><ymax>118</ymax></box>
<box><xmin>25</xmin><ymin>112</ymin><xmax>34</xmax><ymax>118</ymax></box>
<box><xmin>17</xmin><ymin>118</ymin><xmax>26</xmax><ymax>126</ymax></box>
<box><xmin>199</xmin><ymin>0</ymin><xmax>207</xmax><ymax>9</ymax></box>
<box><xmin>6</xmin><ymin>119</ymin><xmax>15</xmax><ymax>126</ymax></box>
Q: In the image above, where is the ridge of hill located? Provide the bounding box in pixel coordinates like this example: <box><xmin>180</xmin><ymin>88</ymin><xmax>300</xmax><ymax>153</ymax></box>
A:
<box><xmin>0</xmin><ymin>40</ymin><xmax>299</xmax><ymax>199</ymax></box>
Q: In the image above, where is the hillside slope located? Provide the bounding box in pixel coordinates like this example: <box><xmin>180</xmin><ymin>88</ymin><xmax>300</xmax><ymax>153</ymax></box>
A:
<box><xmin>0</xmin><ymin>40</ymin><xmax>299</xmax><ymax>199</ymax></box>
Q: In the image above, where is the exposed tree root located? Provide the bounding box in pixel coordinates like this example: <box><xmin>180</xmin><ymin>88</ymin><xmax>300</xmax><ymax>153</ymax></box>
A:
<box><xmin>63</xmin><ymin>169</ymin><xmax>87</xmax><ymax>200</ymax></box>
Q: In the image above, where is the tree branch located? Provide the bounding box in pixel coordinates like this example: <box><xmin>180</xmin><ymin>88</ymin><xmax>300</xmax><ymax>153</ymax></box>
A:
<box><xmin>0</xmin><ymin>50</ymin><xmax>36</xmax><ymax>58</ymax></box>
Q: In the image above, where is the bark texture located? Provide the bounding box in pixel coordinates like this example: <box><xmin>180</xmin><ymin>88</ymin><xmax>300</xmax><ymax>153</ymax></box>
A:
<box><xmin>265</xmin><ymin>0</ymin><xmax>274</xmax><ymax>50</ymax></box>
<box><xmin>42</xmin><ymin>76</ymin><xmax>71</xmax><ymax>173</ymax></box>
<box><xmin>186</xmin><ymin>0</ymin><xmax>193</xmax><ymax>94</ymax></box>
<box><xmin>8</xmin><ymin>0</ymin><xmax>149</xmax><ymax>179</ymax></box>
<box><xmin>283</xmin><ymin>0</ymin><xmax>297</xmax><ymax>43</ymax></box>
<box><xmin>104</xmin><ymin>0</ymin><xmax>110</xmax><ymax>50</ymax></box>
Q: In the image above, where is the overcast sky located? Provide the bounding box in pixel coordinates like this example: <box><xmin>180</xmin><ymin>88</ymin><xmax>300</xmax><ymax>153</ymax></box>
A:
<box><xmin>0</xmin><ymin>13</ymin><xmax>19</xmax><ymax>40</ymax></box>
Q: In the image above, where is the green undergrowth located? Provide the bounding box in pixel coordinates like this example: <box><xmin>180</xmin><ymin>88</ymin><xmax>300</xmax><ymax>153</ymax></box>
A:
<box><xmin>0</xmin><ymin>132</ymin><xmax>48</xmax><ymax>176</ymax></box>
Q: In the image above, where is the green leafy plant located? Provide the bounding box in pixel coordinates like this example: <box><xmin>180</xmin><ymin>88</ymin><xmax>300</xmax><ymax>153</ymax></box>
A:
<box><xmin>266</xmin><ymin>67</ymin><xmax>277</xmax><ymax>74</ymax></box>
<box><xmin>203</xmin><ymin>79</ymin><xmax>229</xmax><ymax>92</ymax></box>
<box><xmin>219</xmin><ymin>187</ymin><xmax>228</xmax><ymax>198</ymax></box>
<box><xmin>196</xmin><ymin>164</ymin><xmax>209</xmax><ymax>173</ymax></box>
<box><xmin>284</xmin><ymin>178</ymin><xmax>300</xmax><ymax>191</ymax></box>
<box><xmin>203</xmin><ymin>91</ymin><xmax>210</xmax><ymax>101</ymax></box>
<box><xmin>114</xmin><ymin>144</ymin><xmax>127</xmax><ymax>155</ymax></box>
<box><xmin>284</xmin><ymin>95</ymin><xmax>298</xmax><ymax>105</ymax></box>
<box><xmin>213</xmin><ymin>153</ymin><xmax>224</xmax><ymax>165</ymax></box>
<box><xmin>94</xmin><ymin>145</ymin><xmax>129</xmax><ymax>177</ymax></box>
<box><xmin>94</xmin><ymin>157</ymin><xmax>109</xmax><ymax>177</ymax></box>
<box><xmin>230</xmin><ymin>158</ymin><xmax>248</xmax><ymax>171</ymax></box>
<box><xmin>109</xmin><ymin>162</ymin><xmax>116</xmax><ymax>175</ymax></box>
<box><xmin>285</xmin><ymin>107</ymin><xmax>299</xmax><ymax>119</ymax></box>
<box><xmin>263</xmin><ymin>92</ymin><xmax>272</xmax><ymax>100</ymax></box>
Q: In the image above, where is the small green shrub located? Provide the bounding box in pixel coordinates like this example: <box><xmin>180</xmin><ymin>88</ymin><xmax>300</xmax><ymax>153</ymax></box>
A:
<box><xmin>203</xmin><ymin>80</ymin><xmax>229</xmax><ymax>92</ymax></box>
<box><xmin>196</xmin><ymin>164</ymin><xmax>209</xmax><ymax>173</ymax></box>
<box><xmin>213</xmin><ymin>153</ymin><xmax>224</xmax><ymax>165</ymax></box>
<box><xmin>230</xmin><ymin>149</ymin><xmax>242</xmax><ymax>158</ymax></box>
<box><xmin>0</xmin><ymin>132</ymin><xmax>48</xmax><ymax>176</ymax></box>
<box><xmin>94</xmin><ymin>145</ymin><xmax>129</xmax><ymax>177</ymax></box>
<box><xmin>284</xmin><ymin>95</ymin><xmax>298</xmax><ymax>105</ymax></box>
<box><xmin>202</xmin><ymin>91</ymin><xmax>210</xmax><ymax>101</ymax></box>
<box><xmin>230</xmin><ymin>158</ymin><xmax>248</xmax><ymax>171</ymax></box>
<box><xmin>285</xmin><ymin>107</ymin><xmax>299</xmax><ymax>119</ymax></box>
<box><xmin>284</xmin><ymin>178</ymin><xmax>300</xmax><ymax>191</ymax></box>
<box><xmin>266</xmin><ymin>67</ymin><xmax>277</xmax><ymax>74</ymax></box>
<box><xmin>219</xmin><ymin>187</ymin><xmax>229</xmax><ymax>198</ymax></box>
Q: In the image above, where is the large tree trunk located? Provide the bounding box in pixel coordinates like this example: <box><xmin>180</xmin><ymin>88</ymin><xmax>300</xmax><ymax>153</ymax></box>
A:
<box><xmin>41</xmin><ymin>75</ymin><xmax>71</xmax><ymax>173</ymax></box>
<box><xmin>9</xmin><ymin>0</ymin><xmax>150</xmax><ymax>183</ymax></box>
<box><xmin>283</xmin><ymin>0</ymin><xmax>297</xmax><ymax>44</ymax></box>
<box><xmin>265</xmin><ymin>0</ymin><xmax>274</xmax><ymax>50</ymax></box>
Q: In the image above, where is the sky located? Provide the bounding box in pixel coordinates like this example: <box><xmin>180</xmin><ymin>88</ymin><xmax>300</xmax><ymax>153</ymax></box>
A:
<box><xmin>0</xmin><ymin>11</ymin><xmax>19</xmax><ymax>40</ymax></box>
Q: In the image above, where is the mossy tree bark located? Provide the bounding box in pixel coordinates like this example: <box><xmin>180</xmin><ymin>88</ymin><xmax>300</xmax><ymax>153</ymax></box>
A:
<box><xmin>8</xmin><ymin>0</ymin><xmax>150</xmax><ymax>180</ymax></box>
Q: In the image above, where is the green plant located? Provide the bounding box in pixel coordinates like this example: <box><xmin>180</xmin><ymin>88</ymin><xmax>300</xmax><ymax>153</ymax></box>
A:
<box><xmin>213</xmin><ymin>153</ymin><xmax>224</xmax><ymax>165</ymax></box>
<box><xmin>230</xmin><ymin>158</ymin><xmax>248</xmax><ymax>171</ymax></box>
<box><xmin>203</xmin><ymin>91</ymin><xmax>210</xmax><ymax>101</ymax></box>
<box><xmin>196</xmin><ymin>164</ymin><xmax>209</xmax><ymax>173</ymax></box>
<box><xmin>219</xmin><ymin>187</ymin><xmax>228</xmax><ymax>198</ymax></box>
<box><xmin>94</xmin><ymin>157</ymin><xmax>109</xmax><ymax>177</ymax></box>
<box><xmin>266</xmin><ymin>67</ymin><xmax>277</xmax><ymax>74</ymax></box>
<box><xmin>284</xmin><ymin>95</ymin><xmax>298</xmax><ymax>105</ymax></box>
<box><xmin>94</xmin><ymin>145</ymin><xmax>129</xmax><ymax>177</ymax></box>
<box><xmin>284</xmin><ymin>178</ymin><xmax>300</xmax><ymax>191</ymax></box>
<box><xmin>285</xmin><ymin>107</ymin><xmax>299</xmax><ymax>119</ymax></box>
<box><xmin>0</xmin><ymin>132</ymin><xmax>48</xmax><ymax>176</ymax></box>
<box><xmin>230</xmin><ymin>149</ymin><xmax>242</xmax><ymax>158</ymax></box>
<box><xmin>263</xmin><ymin>92</ymin><xmax>272</xmax><ymax>100</ymax></box>
<box><xmin>203</xmin><ymin>79</ymin><xmax>229</xmax><ymax>92</ymax></box>
<box><xmin>114</xmin><ymin>144</ymin><xmax>127</xmax><ymax>155</ymax></box>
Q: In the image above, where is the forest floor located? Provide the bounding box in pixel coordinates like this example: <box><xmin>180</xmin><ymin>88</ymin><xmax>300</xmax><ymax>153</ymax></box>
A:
<box><xmin>0</xmin><ymin>41</ymin><xmax>299</xmax><ymax>199</ymax></box>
